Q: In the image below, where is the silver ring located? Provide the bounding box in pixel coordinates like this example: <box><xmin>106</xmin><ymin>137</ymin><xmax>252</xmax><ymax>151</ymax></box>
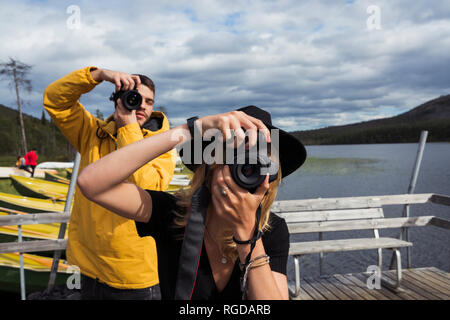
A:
<box><xmin>220</xmin><ymin>187</ymin><xmax>228</xmax><ymax>196</ymax></box>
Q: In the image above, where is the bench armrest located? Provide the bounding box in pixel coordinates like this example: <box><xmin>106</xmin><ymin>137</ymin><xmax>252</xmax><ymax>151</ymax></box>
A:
<box><xmin>429</xmin><ymin>217</ymin><xmax>450</xmax><ymax>230</ymax></box>
<box><xmin>430</xmin><ymin>194</ymin><xmax>450</xmax><ymax>207</ymax></box>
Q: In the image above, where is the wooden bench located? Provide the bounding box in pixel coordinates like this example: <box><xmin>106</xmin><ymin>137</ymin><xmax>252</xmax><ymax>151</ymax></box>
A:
<box><xmin>271</xmin><ymin>193</ymin><xmax>450</xmax><ymax>298</ymax></box>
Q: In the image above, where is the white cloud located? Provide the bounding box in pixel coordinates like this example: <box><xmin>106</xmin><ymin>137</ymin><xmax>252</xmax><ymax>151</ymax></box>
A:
<box><xmin>0</xmin><ymin>0</ymin><xmax>449</xmax><ymax>131</ymax></box>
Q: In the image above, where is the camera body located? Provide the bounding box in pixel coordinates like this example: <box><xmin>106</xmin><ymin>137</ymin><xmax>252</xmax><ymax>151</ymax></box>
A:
<box><xmin>109</xmin><ymin>87</ymin><xmax>142</xmax><ymax>111</ymax></box>
<box><xmin>228</xmin><ymin>149</ymin><xmax>279</xmax><ymax>193</ymax></box>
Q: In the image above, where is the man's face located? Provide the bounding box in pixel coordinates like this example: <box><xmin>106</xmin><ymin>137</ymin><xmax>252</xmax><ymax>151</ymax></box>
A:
<box><xmin>135</xmin><ymin>84</ymin><xmax>154</xmax><ymax>127</ymax></box>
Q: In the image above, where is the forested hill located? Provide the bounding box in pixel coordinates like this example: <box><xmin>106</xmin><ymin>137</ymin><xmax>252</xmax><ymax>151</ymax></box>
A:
<box><xmin>0</xmin><ymin>104</ymin><xmax>71</xmax><ymax>159</ymax></box>
<box><xmin>1</xmin><ymin>94</ymin><xmax>449</xmax><ymax>160</ymax></box>
<box><xmin>291</xmin><ymin>95</ymin><xmax>450</xmax><ymax>145</ymax></box>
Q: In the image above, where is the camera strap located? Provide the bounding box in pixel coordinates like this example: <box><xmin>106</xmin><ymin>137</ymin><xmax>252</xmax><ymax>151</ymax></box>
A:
<box><xmin>239</xmin><ymin>204</ymin><xmax>262</xmax><ymax>299</ymax></box>
<box><xmin>174</xmin><ymin>166</ymin><xmax>211</xmax><ymax>300</ymax></box>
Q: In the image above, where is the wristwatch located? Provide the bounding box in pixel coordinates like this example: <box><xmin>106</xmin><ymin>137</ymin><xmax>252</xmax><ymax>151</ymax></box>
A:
<box><xmin>186</xmin><ymin>116</ymin><xmax>199</xmax><ymax>139</ymax></box>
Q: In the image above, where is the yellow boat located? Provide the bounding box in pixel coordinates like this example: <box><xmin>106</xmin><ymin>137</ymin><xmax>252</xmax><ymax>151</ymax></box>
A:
<box><xmin>0</xmin><ymin>253</ymin><xmax>70</xmax><ymax>294</ymax></box>
<box><xmin>0</xmin><ymin>192</ymin><xmax>66</xmax><ymax>213</ymax></box>
<box><xmin>44</xmin><ymin>172</ymin><xmax>70</xmax><ymax>185</ymax></box>
<box><xmin>0</xmin><ymin>212</ymin><xmax>66</xmax><ymax>240</ymax></box>
<box><xmin>10</xmin><ymin>175</ymin><xmax>68</xmax><ymax>200</ymax></box>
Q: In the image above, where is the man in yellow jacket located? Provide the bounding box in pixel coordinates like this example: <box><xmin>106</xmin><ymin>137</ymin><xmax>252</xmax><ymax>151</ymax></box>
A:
<box><xmin>44</xmin><ymin>67</ymin><xmax>176</xmax><ymax>299</ymax></box>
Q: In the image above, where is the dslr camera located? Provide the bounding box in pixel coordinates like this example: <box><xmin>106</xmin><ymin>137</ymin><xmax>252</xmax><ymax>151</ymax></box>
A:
<box><xmin>228</xmin><ymin>148</ymin><xmax>279</xmax><ymax>193</ymax></box>
<box><xmin>109</xmin><ymin>85</ymin><xmax>142</xmax><ymax>111</ymax></box>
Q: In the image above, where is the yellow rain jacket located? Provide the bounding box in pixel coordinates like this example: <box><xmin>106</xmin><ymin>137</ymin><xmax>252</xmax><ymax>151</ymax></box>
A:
<box><xmin>43</xmin><ymin>66</ymin><xmax>176</xmax><ymax>289</ymax></box>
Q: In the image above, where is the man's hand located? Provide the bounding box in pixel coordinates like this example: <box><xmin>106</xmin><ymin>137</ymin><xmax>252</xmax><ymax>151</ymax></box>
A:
<box><xmin>91</xmin><ymin>68</ymin><xmax>142</xmax><ymax>129</ymax></box>
<box><xmin>90</xmin><ymin>68</ymin><xmax>141</xmax><ymax>91</ymax></box>
<box><xmin>114</xmin><ymin>98</ymin><xmax>137</xmax><ymax>129</ymax></box>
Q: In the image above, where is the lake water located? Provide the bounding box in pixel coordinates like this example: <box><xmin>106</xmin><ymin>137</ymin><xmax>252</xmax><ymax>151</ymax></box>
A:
<box><xmin>276</xmin><ymin>142</ymin><xmax>450</xmax><ymax>283</ymax></box>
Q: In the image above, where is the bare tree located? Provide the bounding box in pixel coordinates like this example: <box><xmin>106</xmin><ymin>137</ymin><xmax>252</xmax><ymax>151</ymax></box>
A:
<box><xmin>0</xmin><ymin>58</ymin><xmax>32</xmax><ymax>154</ymax></box>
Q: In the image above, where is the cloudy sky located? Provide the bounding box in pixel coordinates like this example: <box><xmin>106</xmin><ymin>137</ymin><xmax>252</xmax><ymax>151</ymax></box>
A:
<box><xmin>0</xmin><ymin>0</ymin><xmax>449</xmax><ymax>131</ymax></box>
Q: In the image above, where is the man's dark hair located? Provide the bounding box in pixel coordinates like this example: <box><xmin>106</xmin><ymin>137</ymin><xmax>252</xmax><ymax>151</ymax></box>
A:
<box><xmin>133</xmin><ymin>74</ymin><xmax>155</xmax><ymax>96</ymax></box>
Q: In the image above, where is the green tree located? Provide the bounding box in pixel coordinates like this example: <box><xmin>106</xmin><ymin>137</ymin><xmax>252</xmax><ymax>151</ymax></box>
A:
<box><xmin>41</xmin><ymin>109</ymin><xmax>47</xmax><ymax>125</ymax></box>
<box><xmin>95</xmin><ymin>108</ymin><xmax>104</xmax><ymax>120</ymax></box>
<box><xmin>0</xmin><ymin>58</ymin><xmax>33</xmax><ymax>154</ymax></box>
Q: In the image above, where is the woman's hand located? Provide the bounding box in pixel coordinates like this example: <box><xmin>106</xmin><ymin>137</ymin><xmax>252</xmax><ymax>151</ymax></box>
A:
<box><xmin>197</xmin><ymin>111</ymin><xmax>271</xmax><ymax>147</ymax></box>
<box><xmin>210</xmin><ymin>165</ymin><xmax>269</xmax><ymax>241</ymax></box>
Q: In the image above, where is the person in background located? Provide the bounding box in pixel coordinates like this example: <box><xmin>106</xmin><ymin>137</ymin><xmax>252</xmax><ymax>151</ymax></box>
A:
<box><xmin>24</xmin><ymin>148</ymin><xmax>38</xmax><ymax>177</ymax></box>
<box><xmin>16</xmin><ymin>155</ymin><xmax>27</xmax><ymax>171</ymax></box>
<box><xmin>43</xmin><ymin>67</ymin><xmax>176</xmax><ymax>299</ymax></box>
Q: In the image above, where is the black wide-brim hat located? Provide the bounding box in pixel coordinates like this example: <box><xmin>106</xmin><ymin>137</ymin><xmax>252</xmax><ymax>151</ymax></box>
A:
<box><xmin>179</xmin><ymin>105</ymin><xmax>307</xmax><ymax>178</ymax></box>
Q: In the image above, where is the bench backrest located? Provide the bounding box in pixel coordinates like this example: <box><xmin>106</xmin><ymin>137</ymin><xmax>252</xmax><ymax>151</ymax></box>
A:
<box><xmin>278</xmin><ymin>208</ymin><xmax>385</xmax><ymax>234</ymax></box>
<box><xmin>271</xmin><ymin>193</ymin><xmax>434</xmax><ymax>235</ymax></box>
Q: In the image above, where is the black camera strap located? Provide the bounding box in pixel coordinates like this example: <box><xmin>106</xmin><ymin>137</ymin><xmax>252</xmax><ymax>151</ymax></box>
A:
<box><xmin>174</xmin><ymin>166</ymin><xmax>211</xmax><ymax>300</ymax></box>
<box><xmin>238</xmin><ymin>204</ymin><xmax>262</xmax><ymax>299</ymax></box>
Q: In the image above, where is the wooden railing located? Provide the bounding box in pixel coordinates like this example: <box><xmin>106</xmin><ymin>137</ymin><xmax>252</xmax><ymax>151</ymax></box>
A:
<box><xmin>1</xmin><ymin>193</ymin><xmax>449</xmax><ymax>254</ymax></box>
<box><xmin>0</xmin><ymin>192</ymin><xmax>448</xmax><ymax>300</ymax></box>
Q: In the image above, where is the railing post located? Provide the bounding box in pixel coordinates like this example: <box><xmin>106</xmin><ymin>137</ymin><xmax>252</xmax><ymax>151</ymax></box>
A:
<box><xmin>390</xmin><ymin>130</ymin><xmax>428</xmax><ymax>270</ymax></box>
<box><xmin>46</xmin><ymin>152</ymin><xmax>81</xmax><ymax>293</ymax></box>
<box><xmin>18</xmin><ymin>224</ymin><xmax>26</xmax><ymax>300</ymax></box>
<box><xmin>319</xmin><ymin>232</ymin><xmax>323</xmax><ymax>275</ymax></box>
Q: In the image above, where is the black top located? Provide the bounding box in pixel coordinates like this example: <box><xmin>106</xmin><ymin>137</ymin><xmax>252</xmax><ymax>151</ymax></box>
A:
<box><xmin>135</xmin><ymin>190</ymin><xmax>290</xmax><ymax>300</ymax></box>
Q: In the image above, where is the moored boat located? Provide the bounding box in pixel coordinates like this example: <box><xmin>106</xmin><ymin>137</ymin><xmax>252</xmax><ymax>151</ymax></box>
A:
<box><xmin>10</xmin><ymin>175</ymin><xmax>68</xmax><ymax>200</ymax></box>
<box><xmin>44</xmin><ymin>172</ymin><xmax>70</xmax><ymax>185</ymax></box>
<box><xmin>0</xmin><ymin>167</ymin><xmax>58</xmax><ymax>179</ymax></box>
<box><xmin>0</xmin><ymin>192</ymin><xmax>66</xmax><ymax>213</ymax></box>
<box><xmin>0</xmin><ymin>253</ymin><xmax>70</xmax><ymax>294</ymax></box>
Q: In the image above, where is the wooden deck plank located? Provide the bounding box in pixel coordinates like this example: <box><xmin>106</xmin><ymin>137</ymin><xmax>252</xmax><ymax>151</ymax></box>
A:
<box><xmin>353</xmin><ymin>273</ymin><xmax>402</xmax><ymax>300</ymax></box>
<box><xmin>342</xmin><ymin>273</ymin><xmax>394</xmax><ymax>300</ymax></box>
<box><xmin>333</xmin><ymin>274</ymin><xmax>378</xmax><ymax>300</ymax></box>
<box><xmin>290</xmin><ymin>268</ymin><xmax>450</xmax><ymax>300</ymax></box>
<box><xmin>403</xmin><ymin>270</ymin><xmax>450</xmax><ymax>298</ymax></box>
<box><xmin>378</xmin><ymin>271</ymin><xmax>421</xmax><ymax>300</ymax></box>
<box><xmin>418</xmin><ymin>268</ymin><xmax>450</xmax><ymax>287</ymax></box>
<box><xmin>428</xmin><ymin>267</ymin><xmax>450</xmax><ymax>280</ymax></box>
<box><xmin>321</xmin><ymin>276</ymin><xmax>366</xmax><ymax>300</ymax></box>
<box><xmin>290</xmin><ymin>287</ymin><xmax>314</xmax><ymax>300</ymax></box>
<box><xmin>382</xmin><ymin>270</ymin><xmax>436</xmax><ymax>300</ymax></box>
<box><xmin>314</xmin><ymin>277</ymin><xmax>353</xmax><ymax>300</ymax></box>
<box><xmin>299</xmin><ymin>280</ymin><xmax>327</xmax><ymax>300</ymax></box>
<box><xmin>303</xmin><ymin>278</ymin><xmax>340</xmax><ymax>300</ymax></box>
<box><xmin>383</xmin><ymin>270</ymin><xmax>443</xmax><ymax>300</ymax></box>
<box><xmin>402</xmin><ymin>269</ymin><xmax>450</xmax><ymax>298</ymax></box>
<box><xmin>412</xmin><ymin>269</ymin><xmax>450</xmax><ymax>294</ymax></box>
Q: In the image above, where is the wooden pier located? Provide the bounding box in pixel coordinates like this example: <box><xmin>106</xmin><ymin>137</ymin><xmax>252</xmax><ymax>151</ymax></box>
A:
<box><xmin>0</xmin><ymin>192</ymin><xmax>449</xmax><ymax>300</ymax></box>
<box><xmin>292</xmin><ymin>267</ymin><xmax>450</xmax><ymax>300</ymax></box>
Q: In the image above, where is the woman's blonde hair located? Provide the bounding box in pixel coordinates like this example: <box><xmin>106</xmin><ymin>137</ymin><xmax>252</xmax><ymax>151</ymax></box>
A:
<box><xmin>172</xmin><ymin>148</ymin><xmax>282</xmax><ymax>262</ymax></box>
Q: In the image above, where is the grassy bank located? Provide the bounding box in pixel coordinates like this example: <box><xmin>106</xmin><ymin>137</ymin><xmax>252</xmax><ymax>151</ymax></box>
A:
<box><xmin>299</xmin><ymin>157</ymin><xmax>381</xmax><ymax>175</ymax></box>
<box><xmin>0</xmin><ymin>178</ymin><xmax>20</xmax><ymax>195</ymax></box>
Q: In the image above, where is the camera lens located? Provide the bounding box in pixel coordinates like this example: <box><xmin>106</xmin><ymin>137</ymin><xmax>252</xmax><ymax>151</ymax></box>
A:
<box><xmin>231</xmin><ymin>162</ymin><xmax>264</xmax><ymax>192</ymax></box>
<box><xmin>241</xmin><ymin>164</ymin><xmax>256</xmax><ymax>178</ymax></box>
<box><xmin>127</xmin><ymin>93</ymin><xmax>138</xmax><ymax>106</ymax></box>
<box><xmin>229</xmin><ymin>150</ymin><xmax>279</xmax><ymax>193</ymax></box>
<box><xmin>122</xmin><ymin>90</ymin><xmax>142</xmax><ymax>110</ymax></box>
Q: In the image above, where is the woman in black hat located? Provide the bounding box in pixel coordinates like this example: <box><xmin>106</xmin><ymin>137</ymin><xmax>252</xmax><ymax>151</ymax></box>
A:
<box><xmin>77</xmin><ymin>103</ymin><xmax>306</xmax><ymax>300</ymax></box>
